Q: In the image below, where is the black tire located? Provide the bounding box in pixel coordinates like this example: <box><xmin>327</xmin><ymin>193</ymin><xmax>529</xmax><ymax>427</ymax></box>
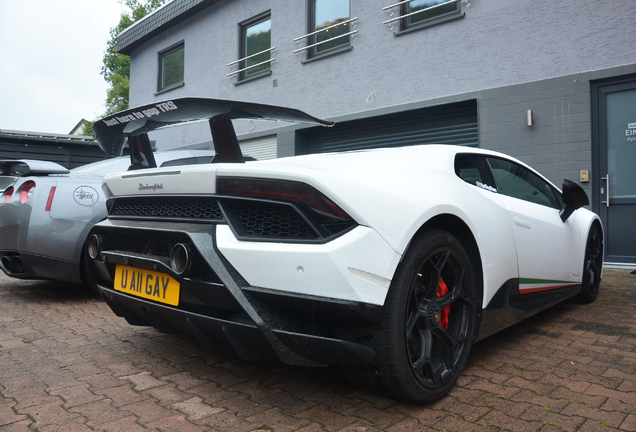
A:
<box><xmin>344</xmin><ymin>228</ymin><xmax>477</xmax><ymax>403</ymax></box>
<box><xmin>575</xmin><ymin>223</ymin><xmax>603</xmax><ymax>303</ymax></box>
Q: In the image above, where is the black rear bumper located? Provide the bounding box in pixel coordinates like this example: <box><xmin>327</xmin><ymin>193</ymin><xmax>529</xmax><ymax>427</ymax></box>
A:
<box><xmin>0</xmin><ymin>251</ymin><xmax>82</xmax><ymax>284</ymax></box>
<box><xmin>88</xmin><ymin>220</ymin><xmax>378</xmax><ymax>367</ymax></box>
<box><xmin>99</xmin><ymin>285</ymin><xmax>376</xmax><ymax>365</ymax></box>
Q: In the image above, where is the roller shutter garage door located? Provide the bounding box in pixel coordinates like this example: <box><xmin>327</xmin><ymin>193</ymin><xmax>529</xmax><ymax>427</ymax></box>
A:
<box><xmin>239</xmin><ymin>135</ymin><xmax>277</xmax><ymax>160</ymax></box>
<box><xmin>303</xmin><ymin>100</ymin><xmax>478</xmax><ymax>154</ymax></box>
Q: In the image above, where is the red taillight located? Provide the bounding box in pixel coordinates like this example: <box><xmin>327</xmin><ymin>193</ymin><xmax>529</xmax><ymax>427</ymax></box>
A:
<box><xmin>3</xmin><ymin>187</ymin><xmax>14</xmax><ymax>203</ymax></box>
<box><xmin>20</xmin><ymin>181</ymin><xmax>36</xmax><ymax>204</ymax></box>
<box><xmin>217</xmin><ymin>177</ymin><xmax>352</xmax><ymax>223</ymax></box>
<box><xmin>45</xmin><ymin>186</ymin><xmax>56</xmax><ymax>211</ymax></box>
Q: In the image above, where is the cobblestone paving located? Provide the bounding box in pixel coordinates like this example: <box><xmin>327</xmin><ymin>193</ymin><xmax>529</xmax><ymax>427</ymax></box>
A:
<box><xmin>0</xmin><ymin>269</ymin><xmax>635</xmax><ymax>431</ymax></box>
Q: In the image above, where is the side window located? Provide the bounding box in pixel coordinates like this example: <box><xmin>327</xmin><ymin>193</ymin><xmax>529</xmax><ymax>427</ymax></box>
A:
<box><xmin>309</xmin><ymin>0</ymin><xmax>350</xmax><ymax>57</ymax></box>
<box><xmin>158</xmin><ymin>42</ymin><xmax>185</xmax><ymax>92</ymax></box>
<box><xmin>400</xmin><ymin>0</ymin><xmax>462</xmax><ymax>31</ymax></box>
<box><xmin>455</xmin><ymin>154</ymin><xmax>498</xmax><ymax>193</ymax></box>
<box><xmin>487</xmin><ymin>157</ymin><xmax>561</xmax><ymax>209</ymax></box>
<box><xmin>238</xmin><ymin>13</ymin><xmax>272</xmax><ymax>80</ymax></box>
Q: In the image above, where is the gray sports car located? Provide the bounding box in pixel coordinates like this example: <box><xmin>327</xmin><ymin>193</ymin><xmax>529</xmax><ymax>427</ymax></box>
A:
<box><xmin>0</xmin><ymin>150</ymin><xmax>215</xmax><ymax>285</ymax></box>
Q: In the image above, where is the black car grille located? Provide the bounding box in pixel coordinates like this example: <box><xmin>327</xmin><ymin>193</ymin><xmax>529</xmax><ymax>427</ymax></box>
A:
<box><xmin>110</xmin><ymin>234</ymin><xmax>175</xmax><ymax>257</ymax></box>
<box><xmin>227</xmin><ymin>201</ymin><xmax>319</xmax><ymax>239</ymax></box>
<box><xmin>109</xmin><ymin>197</ymin><xmax>224</xmax><ymax>221</ymax></box>
<box><xmin>108</xmin><ymin>196</ymin><xmax>323</xmax><ymax>241</ymax></box>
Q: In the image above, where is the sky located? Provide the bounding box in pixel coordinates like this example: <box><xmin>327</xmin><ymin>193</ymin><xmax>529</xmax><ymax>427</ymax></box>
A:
<box><xmin>0</xmin><ymin>0</ymin><xmax>127</xmax><ymax>135</ymax></box>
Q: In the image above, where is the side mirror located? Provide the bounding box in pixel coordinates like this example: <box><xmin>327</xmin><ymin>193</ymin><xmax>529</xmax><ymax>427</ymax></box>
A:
<box><xmin>560</xmin><ymin>179</ymin><xmax>589</xmax><ymax>222</ymax></box>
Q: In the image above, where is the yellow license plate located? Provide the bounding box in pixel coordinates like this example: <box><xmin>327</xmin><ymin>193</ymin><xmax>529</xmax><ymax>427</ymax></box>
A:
<box><xmin>114</xmin><ymin>265</ymin><xmax>180</xmax><ymax>306</ymax></box>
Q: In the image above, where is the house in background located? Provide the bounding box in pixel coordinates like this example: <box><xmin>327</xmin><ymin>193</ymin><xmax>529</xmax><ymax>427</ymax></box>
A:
<box><xmin>115</xmin><ymin>0</ymin><xmax>636</xmax><ymax>265</ymax></box>
<box><xmin>68</xmin><ymin>119</ymin><xmax>91</xmax><ymax>136</ymax></box>
<box><xmin>0</xmin><ymin>129</ymin><xmax>110</xmax><ymax>169</ymax></box>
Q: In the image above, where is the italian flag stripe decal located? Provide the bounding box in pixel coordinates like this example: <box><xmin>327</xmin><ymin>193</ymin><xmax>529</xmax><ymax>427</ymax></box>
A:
<box><xmin>519</xmin><ymin>278</ymin><xmax>579</xmax><ymax>294</ymax></box>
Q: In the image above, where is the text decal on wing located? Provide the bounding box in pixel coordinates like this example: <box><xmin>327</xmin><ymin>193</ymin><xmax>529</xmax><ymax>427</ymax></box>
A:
<box><xmin>103</xmin><ymin>101</ymin><xmax>178</xmax><ymax>127</ymax></box>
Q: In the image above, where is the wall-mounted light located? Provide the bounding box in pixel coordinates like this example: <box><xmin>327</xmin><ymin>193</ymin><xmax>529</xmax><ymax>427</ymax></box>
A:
<box><xmin>526</xmin><ymin>109</ymin><xmax>534</xmax><ymax>127</ymax></box>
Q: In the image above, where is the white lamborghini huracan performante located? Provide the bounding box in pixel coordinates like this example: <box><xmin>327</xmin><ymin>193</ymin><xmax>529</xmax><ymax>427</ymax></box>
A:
<box><xmin>87</xmin><ymin>98</ymin><xmax>603</xmax><ymax>403</ymax></box>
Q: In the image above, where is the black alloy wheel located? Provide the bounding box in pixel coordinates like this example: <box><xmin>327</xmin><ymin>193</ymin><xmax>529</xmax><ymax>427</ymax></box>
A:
<box><xmin>405</xmin><ymin>246</ymin><xmax>474</xmax><ymax>390</ymax></box>
<box><xmin>344</xmin><ymin>228</ymin><xmax>477</xmax><ymax>403</ymax></box>
<box><xmin>576</xmin><ymin>223</ymin><xmax>603</xmax><ymax>303</ymax></box>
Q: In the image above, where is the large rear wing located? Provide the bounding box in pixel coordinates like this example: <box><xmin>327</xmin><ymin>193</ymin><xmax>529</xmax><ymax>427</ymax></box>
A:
<box><xmin>93</xmin><ymin>98</ymin><xmax>333</xmax><ymax>170</ymax></box>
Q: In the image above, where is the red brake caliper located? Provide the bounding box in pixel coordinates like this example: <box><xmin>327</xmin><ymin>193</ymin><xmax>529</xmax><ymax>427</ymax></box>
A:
<box><xmin>436</xmin><ymin>278</ymin><xmax>450</xmax><ymax>330</ymax></box>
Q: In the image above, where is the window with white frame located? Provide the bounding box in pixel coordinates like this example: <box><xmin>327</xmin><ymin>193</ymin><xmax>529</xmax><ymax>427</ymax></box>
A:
<box><xmin>158</xmin><ymin>41</ymin><xmax>184</xmax><ymax>92</ymax></box>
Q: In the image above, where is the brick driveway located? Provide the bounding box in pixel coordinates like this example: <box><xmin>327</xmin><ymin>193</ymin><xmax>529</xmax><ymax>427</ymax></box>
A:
<box><xmin>1</xmin><ymin>270</ymin><xmax>635</xmax><ymax>432</ymax></box>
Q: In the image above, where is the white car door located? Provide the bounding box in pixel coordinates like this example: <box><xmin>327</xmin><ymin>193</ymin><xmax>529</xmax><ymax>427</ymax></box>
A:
<box><xmin>487</xmin><ymin>157</ymin><xmax>582</xmax><ymax>294</ymax></box>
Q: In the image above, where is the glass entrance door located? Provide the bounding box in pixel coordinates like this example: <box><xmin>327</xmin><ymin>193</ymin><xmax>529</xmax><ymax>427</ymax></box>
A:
<box><xmin>595</xmin><ymin>80</ymin><xmax>636</xmax><ymax>264</ymax></box>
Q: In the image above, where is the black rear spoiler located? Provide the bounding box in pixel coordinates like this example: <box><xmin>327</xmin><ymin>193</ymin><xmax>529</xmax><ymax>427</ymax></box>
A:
<box><xmin>93</xmin><ymin>97</ymin><xmax>334</xmax><ymax>170</ymax></box>
<box><xmin>0</xmin><ymin>159</ymin><xmax>70</xmax><ymax>176</ymax></box>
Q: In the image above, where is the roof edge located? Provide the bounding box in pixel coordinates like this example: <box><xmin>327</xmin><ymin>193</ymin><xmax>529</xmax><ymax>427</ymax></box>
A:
<box><xmin>116</xmin><ymin>0</ymin><xmax>222</xmax><ymax>55</ymax></box>
<box><xmin>116</xmin><ymin>0</ymin><xmax>174</xmax><ymax>40</ymax></box>
<box><xmin>0</xmin><ymin>129</ymin><xmax>97</xmax><ymax>143</ymax></box>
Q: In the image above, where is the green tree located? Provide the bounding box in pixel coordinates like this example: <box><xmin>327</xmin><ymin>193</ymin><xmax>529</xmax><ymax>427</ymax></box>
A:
<box><xmin>83</xmin><ymin>0</ymin><xmax>166</xmax><ymax>136</ymax></box>
<box><xmin>82</xmin><ymin>121</ymin><xmax>94</xmax><ymax>137</ymax></box>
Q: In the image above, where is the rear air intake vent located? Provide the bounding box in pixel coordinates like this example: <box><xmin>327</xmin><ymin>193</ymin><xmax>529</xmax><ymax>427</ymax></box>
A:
<box><xmin>109</xmin><ymin>197</ymin><xmax>224</xmax><ymax>222</ymax></box>
<box><xmin>225</xmin><ymin>200</ymin><xmax>319</xmax><ymax>240</ymax></box>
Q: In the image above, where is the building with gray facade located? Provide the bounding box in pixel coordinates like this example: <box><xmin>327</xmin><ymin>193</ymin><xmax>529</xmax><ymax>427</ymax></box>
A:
<box><xmin>116</xmin><ymin>0</ymin><xmax>636</xmax><ymax>264</ymax></box>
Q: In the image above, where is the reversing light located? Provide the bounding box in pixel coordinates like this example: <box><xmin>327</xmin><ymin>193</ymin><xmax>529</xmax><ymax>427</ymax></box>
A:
<box><xmin>216</xmin><ymin>178</ymin><xmax>352</xmax><ymax>224</ymax></box>
<box><xmin>45</xmin><ymin>186</ymin><xmax>56</xmax><ymax>211</ymax></box>
<box><xmin>19</xmin><ymin>181</ymin><xmax>36</xmax><ymax>204</ymax></box>
<box><xmin>3</xmin><ymin>187</ymin><xmax>14</xmax><ymax>203</ymax></box>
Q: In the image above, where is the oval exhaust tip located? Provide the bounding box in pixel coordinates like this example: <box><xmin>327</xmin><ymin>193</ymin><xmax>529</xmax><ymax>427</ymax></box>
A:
<box><xmin>170</xmin><ymin>243</ymin><xmax>191</xmax><ymax>275</ymax></box>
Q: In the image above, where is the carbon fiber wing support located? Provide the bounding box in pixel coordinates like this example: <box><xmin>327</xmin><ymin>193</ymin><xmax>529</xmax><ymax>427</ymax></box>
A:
<box><xmin>93</xmin><ymin>98</ymin><xmax>334</xmax><ymax>169</ymax></box>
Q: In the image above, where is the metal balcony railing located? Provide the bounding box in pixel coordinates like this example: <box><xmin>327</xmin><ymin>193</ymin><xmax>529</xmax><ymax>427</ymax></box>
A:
<box><xmin>227</xmin><ymin>47</ymin><xmax>275</xmax><ymax>77</ymax></box>
<box><xmin>292</xmin><ymin>17</ymin><xmax>359</xmax><ymax>54</ymax></box>
<box><xmin>382</xmin><ymin>0</ymin><xmax>461</xmax><ymax>25</ymax></box>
